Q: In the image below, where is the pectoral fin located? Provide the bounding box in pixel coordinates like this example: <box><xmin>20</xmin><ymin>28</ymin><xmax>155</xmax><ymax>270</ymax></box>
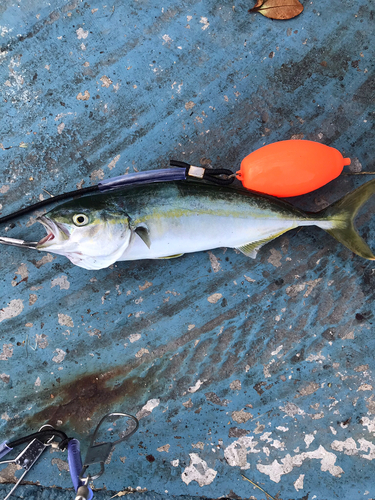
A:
<box><xmin>135</xmin><ymin>225</ymin><xmax>151</xmax><ymax>248</ymax></box>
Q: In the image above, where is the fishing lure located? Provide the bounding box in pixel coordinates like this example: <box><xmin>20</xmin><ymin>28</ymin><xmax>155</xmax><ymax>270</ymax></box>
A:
<box><xmin>0</xmin><ymin>179</ymin><xmax>374</xmax><ymax>270</ymax></box>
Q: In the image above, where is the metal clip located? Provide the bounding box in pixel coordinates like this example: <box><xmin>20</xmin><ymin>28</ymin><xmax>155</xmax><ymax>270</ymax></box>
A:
<box><xmin>79</xmin><ymin>412</ymin><xmax>139</xmax><ymax>482</ymax></box>
<box><xmin>0</xmin><ymin>425</ymin><xmax>55</xmax><ymax>500</ymax></box>
<box><xmin>0</xmin><ymin>236</ymin><xmax>38</xmax><ymax>250</ymax></box>
<box><xmin>1</xmin><ymin>439</ymin><xmax>48</xmax><ymax>500</ymax></box>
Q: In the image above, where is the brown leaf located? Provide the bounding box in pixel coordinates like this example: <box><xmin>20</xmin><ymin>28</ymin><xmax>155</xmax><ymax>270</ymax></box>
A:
<box><xmin>249</xmin><ymin>0</ymin><xmax>304</xmax><ymax>20</ymax></box>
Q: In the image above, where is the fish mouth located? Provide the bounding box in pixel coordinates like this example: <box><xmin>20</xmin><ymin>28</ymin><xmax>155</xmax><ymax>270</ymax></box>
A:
<box><xmin>37</xmin><ymin>216</ymin><xmax>70</xmax><ymax>248</ymax></box>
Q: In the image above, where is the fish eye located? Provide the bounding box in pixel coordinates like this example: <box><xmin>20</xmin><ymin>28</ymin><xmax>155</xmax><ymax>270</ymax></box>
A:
<box><xmin>73</xmin><ymin>213</ymin><xmax>89</xmax><ymax>226</ymax></box>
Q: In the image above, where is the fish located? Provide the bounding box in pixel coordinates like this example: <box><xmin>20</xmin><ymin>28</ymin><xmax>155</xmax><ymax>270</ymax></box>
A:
<box><xmin>34</xmin><ymin>179</ymin><xmax>375</xmax><ymax>270</ymax></box>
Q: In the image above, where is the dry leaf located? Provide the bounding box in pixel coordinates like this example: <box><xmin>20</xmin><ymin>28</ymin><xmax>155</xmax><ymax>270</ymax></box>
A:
<box><xmin>249</xmin><ymin>0</ymin><xmax>303</xmax><ymax>20</ymax></box>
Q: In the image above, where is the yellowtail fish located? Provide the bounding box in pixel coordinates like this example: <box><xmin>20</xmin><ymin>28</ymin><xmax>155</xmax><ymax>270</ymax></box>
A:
<box><xmin>32</xmin><ymin>180</ymin><xmax>375</xmax><ymax>270</ymax></box>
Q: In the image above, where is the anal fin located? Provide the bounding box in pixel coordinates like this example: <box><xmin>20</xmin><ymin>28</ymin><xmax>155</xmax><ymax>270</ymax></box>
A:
<box><xmin>157</xmin><ymin>254</ymin><xmax>184</xmax><ymax>259</ymax></box>
<box><xmin>236</xmin><ymin>229</ymin><xmax>291</xmax><ymax>259</ymax></box>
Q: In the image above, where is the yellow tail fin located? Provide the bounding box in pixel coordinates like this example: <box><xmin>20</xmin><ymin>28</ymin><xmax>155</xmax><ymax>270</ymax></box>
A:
<box><xmin>321</xmin><ymin>179</ymin><xmax>375</xmax><ymax>260</ymax></box>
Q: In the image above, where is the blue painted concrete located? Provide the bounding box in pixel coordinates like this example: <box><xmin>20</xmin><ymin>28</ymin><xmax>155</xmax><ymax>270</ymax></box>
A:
<box><xmin>0</xmin><ymin>0</ymin><xmax>375</xmax><ymax>499</ymax></box>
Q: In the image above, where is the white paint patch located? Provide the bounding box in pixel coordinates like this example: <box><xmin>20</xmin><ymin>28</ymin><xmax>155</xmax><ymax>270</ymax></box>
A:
<box><xmin>58</xmin><ymin>313</ymin><xmax>74</xmax><ymax>327</ymax></box>
<box><xmin>192</xmin><ymin>442</ymin><xmax>204</xmax><ymax>450</ymax></box>
<box><xmin>268</xmin><ymin>249</ymin><xmax>282</xmax><ymax>267</ymax></box>
<box><xmin>90</xmin><ymin>168</ymin><xmax>105</xmax><ymax>183</ymax></box>
<box><xmin>257</xmin><ymin>446</ymin><xmax>343</xmax><ymax>483</ymax></box>
<box><xmin>294</xmin><ymin>474</ymin><xmax>305</xmax><ymax>491</ymax></box>
<box><xmin>232</xmin><ymin>410</ymin><xmax>252</xmax><ymax>423</ymax></box>
<box><xmin>100</xmin><ymin>75</ymin><xmax>113</xmax><ymax>88</ymax></box>
<box><xmin>129</xmin><ymin>334</ymin><xmax>141</xmax><ymax>343</ymax></box>
<box><xmin>34</xmin><ymin>253</ymin><xmax>54</xmax><ymax>268</ymax></box>
<box><xmin>188</xmin><ymin>379</ymin><xmax>205</xmax><ymax>393</ymax></box>
<box><xmin>0</xmin><ymin>185</ymin><xmax>10</xmax><ymax>193</ymax></box>
<box><xmin>52</xmin><ymin>348</ymin><xmax>66</xmax><ymax>363</ymax></box>
<box><xmin>76</xmin><ymin>27</ymin><xmax>89</xmax><ymax>39</ymax></box>
<box><xmin>135</xmin><ymin>348</ymin><xmax>149</xmax><ymax>358</ymax></box>
<box><xmin>230</xmin><ymin>380</ymin><xmax>241</xmax><ymax>390</ymax></box>
<box><xmin>271</xmin><ymin>345</ymin><xmax>283</xmax><ymax>356</ymax></box>
<box><xmin>0</xmin><ymin>373</ymin><xmax>10</xmax><ymax>383</ymax></box>
<box><xmin>157</xmin><ymin>444</ymin><xmax>170</xmax><ymax>453</ymax></box>
<box><xmin>35</xmin><ymin>376</ymin><xmax>41</xmax><ymax>387</ymax></box>
<box><xmin>1</xmin><ymin>413</ymin><xmax>10</xmax><ymax>421</ymax></box>
<box><xmin>361</xmin><ymin>417</ymin><xmax>375</xmax><ymax>435</ymax></box>
<box><xmin>304</xmin><ymin>434</ymin><xmax>315</xmax><ymax>448</ymax></box>
<box><xmin>136</xmin><ymin>398</ymin><xmax>160</xmax><ymax>420</ymax></box>
<box><xmin>358</xmin><ymin>384</ymin><xmax>373</xmax><ymax>391</ymax></box>
<box><xmin>29</xmin><ymin>294</ymin><xmax>38</xmax><ymax>306</ymax></box>
<box><xmin>331</xmin><ymin>438</ymin><xmax>375</xmax><ymax>460</ymax></box>
<box><xmin>57</xmin><ymin>122</ymin><xmax>65</xmax><ymax>134</ymax></box>
<box><xmin>51</xmin><ymin>458</ymin><xmax>70</xmax><ymax>472</ymax></box>
<box><xmin>11</xmin><ymin>263</ymin><xmax>28</xmax><ymax>286</ymax></box>
<box><xmin>286</xmin><ymin>279</ymin><xmax>322</xmax><ymax>298</ymax></box>
<box><xmin>162</xmin><ymin>34</ymin><xmax>173</xmax><ymax>44</ymax></box>
<box><xmin>0</xmin><ymin>299</ymin><xmax>24</xmax><ymax>323</ymax></box>
<box><xmin>279</xmin><ymin>402</ymin><xmax>305</xmax><ymax>417</ymax></box>
<box><xmin>224</xmin><ymin>436</ymin><xmax>260</xmax><ymax>469</ymax></box>
<box><xmin>171</xmin><ymin>459</ymin><xmax>179</xmax><ymax>467</ymax></box>
<box><xmin>244</xmin><ymin>275</ymin><xmax>256</xmax><ymax>283</ymax></box>
<box><xmin>51</xmin><ymin>275</ymin><xmax>70</xmax><ymax>290</ymax></box>
<box><xmin>306</xmin><ymin>352</ymin><xmax>326</xmax><ymax>362</ymax></box>
<box><xmin>207</xmin><ymin>251</ymin><xmax>221</xmax><ymax>272</ymax></box>
<box><xmin>36</xmin><ymin>334</ymin><xmax>48</xmax><ymax>349</ymax></box>
<box><xmin>207</xmin><ymin>293</ymin><xmax>222</xmax><ymax>304</ymax></box>
<box><xmin>200</xmin><ymin>17</ymin><xmax>209</xmax><ymax>30</ymax></box>
<box><xmin>181</xmin><ymin>453</ymin><xmax>217</xmax><ymax>486</ymax></box>
<box><xmin>263</xmin><ymin>358</ymin><xmax>275</xmax><ymax>378</ymax></box>
<box><xmin>108</xmin><ymin>154</ymin><xmax>120</xmax><ymax>170</ymax></box>
<box><xmin>0</xmin><ymin>344</ymin><xmax>13</xmax><ymax>361</ymax></box>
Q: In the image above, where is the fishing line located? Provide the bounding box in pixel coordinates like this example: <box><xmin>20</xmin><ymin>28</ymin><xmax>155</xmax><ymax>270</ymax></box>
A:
<box><xmin>0</xmin><ymin>164</ymin><xmax>235</xmax><ymax>225</ymax></box>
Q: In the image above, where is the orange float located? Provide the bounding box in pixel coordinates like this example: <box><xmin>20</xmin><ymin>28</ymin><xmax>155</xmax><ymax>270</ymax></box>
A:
<box><xmin>236</xmin><ymin>140</ymin><xmax>351</xmax><ymax>197</ymax></box>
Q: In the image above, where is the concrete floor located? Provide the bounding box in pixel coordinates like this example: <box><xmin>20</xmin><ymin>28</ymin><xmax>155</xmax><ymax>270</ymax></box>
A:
<box><xmin>0</xmin><ymin>0</ymin><xmax>374</xmax><ymax>499</ymax></box>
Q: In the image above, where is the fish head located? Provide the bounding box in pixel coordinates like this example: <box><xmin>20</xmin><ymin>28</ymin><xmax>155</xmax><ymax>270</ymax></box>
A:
<box><xmin>36</xmin><ymin>199</ymin><xmax>131</xmax><ymax>270</ymax></box>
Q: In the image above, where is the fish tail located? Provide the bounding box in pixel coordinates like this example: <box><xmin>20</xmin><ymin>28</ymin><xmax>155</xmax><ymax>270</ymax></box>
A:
<box><xmin>319</xmin><ymin>179</ymin><xmax>375</xmax><ymax>260</ymax></box>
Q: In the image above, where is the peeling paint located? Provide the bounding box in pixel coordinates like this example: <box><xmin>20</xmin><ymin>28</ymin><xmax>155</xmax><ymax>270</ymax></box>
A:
<box><xmin>181</xmin><ymin>453</ymin><xmax>217</xmax><ymax>486</ymax></box>
<box><xmin>294</xmin><ymin>474</ymin><xmax>305</xmax><ymax>491</ymax></box>
<box><xmin>207</xmin><ymin>293</ymin><xmax>222</xmax><ymax>304</ymax></box>
<box><xmin>52</xmin><ymin>348</ymin><xmax>66</xmax><ymax>363</ymax></box>
<box><xmin>58</xmin><ymin>313</ymin><xmax>74</xmax><ymax>327</ymax></box>
<box><xmin>34</xmin><ymin>253</ymin><xmax>54</xmax><ymax>268</ymax></box>
<box><xmin>207</xmin><ymin>251</ymin><xmax>221</xmax><ymax>273</ymax></box>
<box><xmin>157</xmin><ymin>444</ymin><xmax>170</xmax><ymax>453</ymax></box>
<box><xmin>135</xmin><ymin>348</ymin><xmax>149</xmax><ymax>358</ymax></box>
<box><xmin>268</xmin><ymin>249</ymin><xmax>282</xmax><ymax>267</ymax></box>
<box><xmin>188</xmin><ymin>379</ymin><xmax>205</xmax><ymax>393</ymax></box>
<box><xmin>108</xmin><ymin>154</ymin><xmax>121</xmax><ymax>170</ymax></box>
<box><xmin>232</xmin><ymin>410</ymin><xmax>252</xmax><ymax>423</ymax></box>
<box><xmin>0</xmin><ymin>299</ymin><xmax>24</xmax><ymax>323</ymax></box>
<box><xmin>224</xmin><ymin>436</ymin><xmax>260</xmax><ymax>469</ymax></box>
<box><xmin>51</xmin><ymin>275</ymin><xmax>70</xmax><ymax>290</ymax></box>
<box><xmin>0</xmin><ymin>344</ymin><xmax>13</xmax><ymax>360</ymax></box>
<box><xmin>136</xmin><ymin>399</ymin><xmax>160</xmax><ymax>420</ymax></box>
<box><xmin>257</xmin><ymin>446</ymin><xmax>343</xmax><ymax>483</ymax></box>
